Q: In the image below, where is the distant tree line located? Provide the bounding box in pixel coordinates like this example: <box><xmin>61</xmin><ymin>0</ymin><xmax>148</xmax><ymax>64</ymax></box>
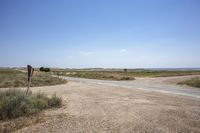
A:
<box><xmin>39</xmin><ymin>67</ymin><xmax>50</xmax><ymax>72</ymax></box>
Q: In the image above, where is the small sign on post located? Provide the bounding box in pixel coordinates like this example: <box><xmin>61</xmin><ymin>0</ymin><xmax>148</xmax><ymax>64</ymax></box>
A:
<box><xmin>27</xmin><ymin>65</ymin><xmax>34</xmax><ymax>93</ymax></box>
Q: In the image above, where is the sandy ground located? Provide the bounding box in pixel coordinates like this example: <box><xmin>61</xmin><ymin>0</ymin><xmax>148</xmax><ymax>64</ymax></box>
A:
<box><xmin>6</xmin><ymin>76</ymin><xmax>198</xmax><ymax>133</ymax></box>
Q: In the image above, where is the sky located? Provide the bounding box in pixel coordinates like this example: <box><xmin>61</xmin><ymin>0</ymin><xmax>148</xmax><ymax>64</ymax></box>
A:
<box><xmin>0</xmin><ymin>0</ymin><xmax>200</xmax><ymax>68</ymax></box>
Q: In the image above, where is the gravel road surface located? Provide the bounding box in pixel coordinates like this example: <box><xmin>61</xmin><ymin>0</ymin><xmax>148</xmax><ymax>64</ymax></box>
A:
<box><xmin>61</xmin><ymin>75</ymin><xmax>200</xmax><ymax>98</ymax></box>
<box><xmin>2</xmin><ymin>75</ymin><xmax>200</xmax><ymax>133</ymax></box>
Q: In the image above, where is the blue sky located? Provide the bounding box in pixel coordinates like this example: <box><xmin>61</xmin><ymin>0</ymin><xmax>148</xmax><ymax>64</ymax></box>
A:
<box><xmin>0</xmin><ymin>0</ymin><xmax>200</xmax><ymax>68</ymax></box>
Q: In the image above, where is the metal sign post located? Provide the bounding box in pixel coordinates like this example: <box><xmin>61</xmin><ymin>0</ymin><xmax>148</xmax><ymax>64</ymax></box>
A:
<box><xmin>27</xmin><ymin>65</ymin><xmax>34</xmax><ymax>93</ymax></box>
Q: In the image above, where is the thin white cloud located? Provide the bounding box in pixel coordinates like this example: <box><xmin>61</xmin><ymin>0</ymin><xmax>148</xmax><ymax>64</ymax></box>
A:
<box><xmin>120</xmin><ymin>49</ymin><xmax>127</xmax><ymax>53</ymax></box>
<box><xmin>67</xmin><ymin>56</ymin><xmax>73</xmax><ymax>60</ymax></box>
<box><xmin>79</xmin><ymin>51</ymin><xmax>93</xmax><ymax>56</ymax></box>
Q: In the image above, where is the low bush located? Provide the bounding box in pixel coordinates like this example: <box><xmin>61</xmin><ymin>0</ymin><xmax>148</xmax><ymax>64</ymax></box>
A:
<box><xmin>0</xmin><ymin>89</ymin><xmax>62</xmax><ymax>120</ymax></box>
<box><xmin>40</xmin><ymin>67</ymin><xmax>50</xmax><ymax>72</ymax></box>
<box><xmin>120</xmin><ymin>76</ymin><xmax>135</xmax><ymax>80</ymax></box>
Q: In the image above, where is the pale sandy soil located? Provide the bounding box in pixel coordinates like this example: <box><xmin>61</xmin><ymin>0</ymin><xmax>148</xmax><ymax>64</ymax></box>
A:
<box><xmin>1</xmin><ymin>76</ymin><xmax>200</xmax><ymax>133</ymax></box>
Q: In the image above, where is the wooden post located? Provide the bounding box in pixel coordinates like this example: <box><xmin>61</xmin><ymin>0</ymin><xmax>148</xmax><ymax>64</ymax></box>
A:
<box><xmin>27</xmin><ymin>65</ymin><xmax>34</xmax><ymax>94</ymax></box>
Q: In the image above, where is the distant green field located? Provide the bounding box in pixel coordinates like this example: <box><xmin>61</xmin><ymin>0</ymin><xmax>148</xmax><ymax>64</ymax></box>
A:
<box><xmin>53</xmin><ymin>70</ymin><xmax>200</xmax><ymax>80</ymax></box>
<box><xmin>178</xmin><ymin>77</ymin><xmax>200</xmax><ymax>88</ymax></box>
<box><xmin>0</xmin><ymin>69</ymin><xmax>67</xmax><ymax>88</ymax></box>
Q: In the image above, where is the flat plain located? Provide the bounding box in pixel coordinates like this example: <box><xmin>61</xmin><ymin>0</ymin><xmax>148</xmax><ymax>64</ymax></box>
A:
<box><xmin>1</xmin><ymin>69</ymin><xmax>200</xmax><ymax>133</ymax></box>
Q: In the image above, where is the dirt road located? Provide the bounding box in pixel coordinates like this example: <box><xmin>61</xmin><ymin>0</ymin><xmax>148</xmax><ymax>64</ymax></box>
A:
<box><xmin>62</xmin><ymin>75</ymin><xmax>200</xmax><ymax>98</ymax></box>
<box><xmin>12</xmin><ymin>76</ymin><xmax>200</xmax><ymax>133</ymax></box>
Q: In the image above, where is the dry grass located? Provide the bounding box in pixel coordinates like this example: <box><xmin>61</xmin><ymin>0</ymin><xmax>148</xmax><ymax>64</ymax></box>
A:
<box><xmin>178</xmin><ymin>77</ymin><xmax>200</xmax><ymax>88</ymax></box>
<box><xmin>55</xmin><ymin>71</ymin><xmax>135</xmax><ymax>81</ymax></box>
<box><xmin>0</xmin><ymin>114</ymin><xmax>45</xmax><ymax>133</ymax></box>
<box><xmin>0</xmin><ymin>69</ymin><xmax>67</xmax><ymax>88</ymax></box>
<box><xmin>53</xmin><ymin>70</ymin><xmax>200</xmax><ymax>80</ymax></box>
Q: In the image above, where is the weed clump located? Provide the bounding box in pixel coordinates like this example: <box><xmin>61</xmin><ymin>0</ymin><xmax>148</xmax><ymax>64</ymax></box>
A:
<box><xmin>0</xmin><ymin>89</ymin><xmax>62</xmax><ymax>120</ymax></box>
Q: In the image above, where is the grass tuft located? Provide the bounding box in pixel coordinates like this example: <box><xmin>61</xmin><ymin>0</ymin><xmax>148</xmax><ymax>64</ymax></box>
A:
<box><xmin>47</xmin><ymin>93</ymin><xmax>62</xmax><ymax>108</ymax></box>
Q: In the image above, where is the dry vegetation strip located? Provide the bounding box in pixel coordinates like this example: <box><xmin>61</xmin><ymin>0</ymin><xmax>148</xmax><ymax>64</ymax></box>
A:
<box><xmin>0</xmin><ymin>69</ymin><xmax>67</xmax><ymax>88</ymax></box>
<box><xmin>178</xmin><ymin>77</ymin><xmax>200</xmax><ymax>88</ymax></box>
<box><xmin>0</xmin><ymin>69</ymin><xmax>65</xmax><ymax>132</ymax></box>
<box><xmin>53</xmin><ymin>70</ymin><xmax>200</xmax><ymax>80</ymax></box>
<box><xmin>57</xmin><ymin>71</ymin><xmax>135</xmax><ymax>80</ymax></box>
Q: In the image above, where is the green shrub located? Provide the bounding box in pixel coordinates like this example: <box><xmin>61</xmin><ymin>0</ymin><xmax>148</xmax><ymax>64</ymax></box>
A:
<box><xmin>124</xmin><ymin>69</ymin><xmax>128</xmax><ymax>72</ymax></box>
<box><xmin>44</xmin><ymin>68</ymin><xmax>50</xmax><ymax>72</ymax></box>
<box><xmin>40</xmin><ymin>67</ymin><xmax>50</xmax><ymax>72</ymax></box>
<box><xmin>39</xmin><ymin>67</ymin><xmax>44</xmax><ymax>71</ymax></box>
<box><xmin>0</xmin><ymin>91</ymin><xmax>31</xmax><ymax>119</ymax></box>
<box><xmin>0</xmin><ymin>89</ymin><xmax>62</xmax><ymax>120</ymax></box>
